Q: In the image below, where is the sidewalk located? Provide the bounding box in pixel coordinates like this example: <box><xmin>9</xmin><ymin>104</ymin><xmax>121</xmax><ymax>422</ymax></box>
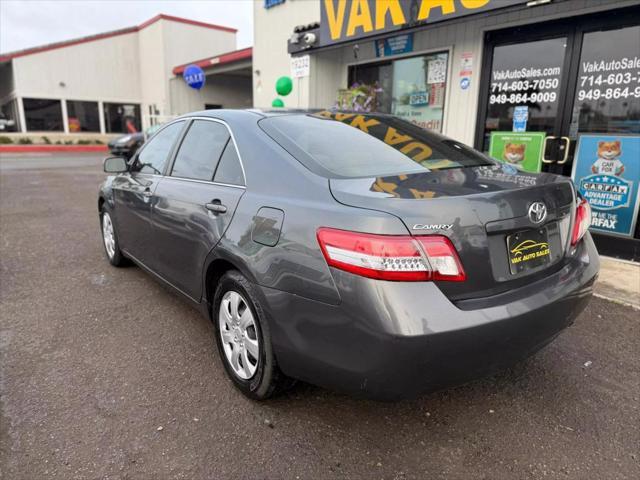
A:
<box><xmin>595</xmin><ymin>256</ymin><xmax>640</xmax><ymax>310</ymax></box>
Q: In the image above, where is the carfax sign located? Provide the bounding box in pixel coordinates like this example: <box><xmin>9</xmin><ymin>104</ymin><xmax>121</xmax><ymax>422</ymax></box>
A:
<box><xmin>571</xmin><ymin>134</ymin><xmax>640</xmax><ymax>237</ymax></box>
<box><xmin>320</xmin><ymin>0</ymin><xmax>527</xmax><ymax>46</ymax></box>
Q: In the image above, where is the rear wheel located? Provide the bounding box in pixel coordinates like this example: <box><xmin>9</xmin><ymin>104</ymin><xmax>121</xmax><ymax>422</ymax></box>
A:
<box><xmin>213</xmin><ymin>270</ymin><xmax>294</xmax><ymax>400</ymax></box>
<box><xmin>100</xmin><ymin>207</ymin><xmax>126</xmax><ymax>267</ymax></box>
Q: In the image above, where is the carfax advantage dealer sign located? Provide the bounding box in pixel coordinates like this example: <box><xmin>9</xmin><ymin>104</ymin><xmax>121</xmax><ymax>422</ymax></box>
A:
<box><xmin>320</xmin><ymin>0</ymin><xmax>527</xmax><ymax>46</ymax></box>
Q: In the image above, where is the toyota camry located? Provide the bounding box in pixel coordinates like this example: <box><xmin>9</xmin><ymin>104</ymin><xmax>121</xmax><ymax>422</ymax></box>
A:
<box><xmin>98</xmin><ymin>109</ymin><xmax>599</xmax><ymax>400</ymax></box>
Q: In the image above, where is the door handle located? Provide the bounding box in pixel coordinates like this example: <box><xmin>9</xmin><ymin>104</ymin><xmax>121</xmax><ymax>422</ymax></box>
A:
<box><xmin>542</xmin><ymin>136</ymin><xmax>557</xmax><ymax>164</ymax></box>
<box><xmin>142</xmin><ymin>188</ymin><xmax>153</xmax><ymax>198</ymax></box>
<box><xmin>556</xmin><ymin>136</ymin><xmax>571</xmax><ymax>165</ymax></box>
<box><xmin>205</xmin><ymin>199</ymin><xmax>227</xmax><ymax>214</ymax></box>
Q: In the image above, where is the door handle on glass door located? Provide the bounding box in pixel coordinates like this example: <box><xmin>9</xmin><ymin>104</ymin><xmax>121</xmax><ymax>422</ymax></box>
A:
<box><xmin>542</xmin><ymin>136</ymin><xmax>557</xmax><ymax>164</ymax></box>
<box><xmin>205</xmin><ymin>199</ymin><xmax>227</xmax><ymax>214</ymax></box>
<box><xmin>556</xmin><ymin>137</ymin><xmax>571</xmax><ymax>164</ymax></box>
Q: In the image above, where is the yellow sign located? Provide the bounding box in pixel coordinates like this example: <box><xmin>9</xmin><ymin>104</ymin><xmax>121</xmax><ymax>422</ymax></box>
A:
<box><xmin>509</xmin><ymin>239</ymin><xmax>550</xmax><ymax>265</ymax></box>
<box><xmin>320</xmin><ymin>0</ymin><xmax>527</xmax><ymax>45</ymax></box>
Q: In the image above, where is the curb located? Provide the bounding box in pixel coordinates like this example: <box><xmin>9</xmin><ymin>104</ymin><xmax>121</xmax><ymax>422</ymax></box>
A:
<box><xmin>0</xmin><ymin>145</ymin><xmax>108</xmax><ymax>153</ymax></box>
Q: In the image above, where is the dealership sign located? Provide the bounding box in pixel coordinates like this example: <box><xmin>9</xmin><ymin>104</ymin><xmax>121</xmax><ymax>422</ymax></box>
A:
<box><xmin>320</xmin><ymin>0</ymin><xmax>527</xmax><ymax>46</ymax></box>
<box><xmin>183</xmin><ymin>64</ymin><xmax>205</xmax><ymax>90</ymax></box>
<box><xmin>571</xmin><ymin>134</ymin><xmax>640</xmax><ymax>238</ymax></box>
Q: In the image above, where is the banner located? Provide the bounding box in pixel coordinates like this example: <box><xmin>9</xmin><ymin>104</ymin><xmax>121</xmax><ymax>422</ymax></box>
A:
<box><xmin>571</xmin><ymin>134</ymin><xmax>640</xmax><ymax>237</ymax></box>
<box><xmin>488</xmin><ymin>132</ymin><xmax>545</xmax><ymax>173</ymax></box>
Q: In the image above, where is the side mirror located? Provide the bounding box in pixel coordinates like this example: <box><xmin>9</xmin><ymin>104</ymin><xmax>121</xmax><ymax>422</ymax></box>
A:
<box><xmin>103</xmin><ymin>156</ymin><xmax>128</xmax><ymax>174</ymax></box>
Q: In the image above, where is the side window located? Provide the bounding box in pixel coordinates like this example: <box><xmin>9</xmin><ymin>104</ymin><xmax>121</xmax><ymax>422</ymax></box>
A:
<box><xmin>214</xmin><ymin>141</ymin><xmax>245</xmax><ymax>186</ymax></box>
<box><xmin>171</xmin><ymin>120</ymin><xmax>230</xmax><ymax>181</ymax></box>
<box><xmin>134</xmin><ymin>121</ymin><xmax>184</xmax><ymax>174</ymax></box>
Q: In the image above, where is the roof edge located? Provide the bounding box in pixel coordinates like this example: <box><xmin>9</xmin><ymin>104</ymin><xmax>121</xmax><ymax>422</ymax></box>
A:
<box><xmin>0</xmin><ymin>13</ymin><xmax>237</xmax><ymax>62</ymax></box>
<box><xmin>172</xmin><ymin>47</ymin><xmax>252</xmax><ymax>75</ymax></box>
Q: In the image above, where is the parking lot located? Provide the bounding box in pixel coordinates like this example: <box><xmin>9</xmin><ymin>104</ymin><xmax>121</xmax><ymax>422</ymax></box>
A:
<box><xmin>0</xmin><ymin>152</ymin><xmax>638</xmax><ymax>480</ymax></box>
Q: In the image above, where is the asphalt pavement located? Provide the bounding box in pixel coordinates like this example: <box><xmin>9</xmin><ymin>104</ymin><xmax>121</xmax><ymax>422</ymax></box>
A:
<box><xmin>1</xmin><ymin>152</ymin><xmax>638</xmax><ymax>480</ymax></box>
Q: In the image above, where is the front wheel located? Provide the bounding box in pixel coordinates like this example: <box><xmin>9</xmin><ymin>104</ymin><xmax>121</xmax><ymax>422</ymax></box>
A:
<box><xmin>213</xmin><ymin>270</ymin><xmax>294</xmax><ymax>400</ymax></box>
<box><xmin>100</xmin><ymin>208</ymin><xmax>126</xmax><ymax>267</ymax></box>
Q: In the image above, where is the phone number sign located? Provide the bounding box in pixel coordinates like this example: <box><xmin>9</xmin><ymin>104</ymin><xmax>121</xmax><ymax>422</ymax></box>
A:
<box><xmin>571</xmin><ymin>134</ymin><xmax>640</xmax><ymax>237</ymax></box>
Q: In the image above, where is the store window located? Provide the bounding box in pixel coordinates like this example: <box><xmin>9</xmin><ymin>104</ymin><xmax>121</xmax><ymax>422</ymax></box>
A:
<box><xmin>23</xmin><ymin>98</ymin><xmax>63</xmax><ymax>131</ymax></box>
<box><xmin>103</xmin><ymin>102</ymin><xmax>141</xmax><ymax>134</ymax></box>
<box><xmin>570</xmin><ymin>25</ymin><xmax>640</xmax><ymax>136</ymax></box>
<box><xmin>67</xmin><ymin>100</ymin><xmax>100</xmax><ymax>132</ymax></box>
<box><xmin>348</xmin><ymin>51</ymin><xmax>449</xmax><ymax>132</ymax></box>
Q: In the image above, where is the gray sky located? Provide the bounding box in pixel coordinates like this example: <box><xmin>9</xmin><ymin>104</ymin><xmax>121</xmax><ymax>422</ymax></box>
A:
<box><xmin>0</xmin><ymin>0</ymin><xmax>254</xmax><ymax>55</ymax></box>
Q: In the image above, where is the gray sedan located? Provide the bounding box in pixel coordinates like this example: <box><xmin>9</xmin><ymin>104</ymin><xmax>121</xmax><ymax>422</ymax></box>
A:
<box><xmin>98</xmin><ymin>109</ymin><xmax>598</xmax><ymax>400</ymax></box>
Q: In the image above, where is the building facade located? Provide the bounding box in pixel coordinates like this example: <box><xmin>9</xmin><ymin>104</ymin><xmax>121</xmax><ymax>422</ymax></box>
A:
<box><xmin>254</xmin><ymin>0</ymin><xmax>640</xmax><ymax>259</ymax></box>
<box><xmin>0</xmin><ymin>14</ymin><xmax>252</xmax><ymax>138</ymax></box>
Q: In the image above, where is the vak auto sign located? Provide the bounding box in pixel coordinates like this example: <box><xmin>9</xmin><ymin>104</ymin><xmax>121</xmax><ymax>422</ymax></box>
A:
<box><xmin>320</xmin><ymin>0</ymin><xmax>528</xmax><ymax>46</ymax></box>
<box><xmin>571</xmin><ymin>134</ymin><xmax>640</xmax><ymax>238</ymax></box>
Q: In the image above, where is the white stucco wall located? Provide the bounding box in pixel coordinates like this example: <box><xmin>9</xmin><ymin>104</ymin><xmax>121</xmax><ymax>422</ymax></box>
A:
<box><xmin>11</xmin><ymin>31</ymin><xmax>141</xmax><ymax>103</ymax></box>
<box><xmin>253</xmin><ymin>0</ymin><xmax>320</xmax><ymax>108</ymax></box>
<box><xmin>157</xmin><ymin>20</ymin><xmax>238</xmax><ymax>117</ymax></box>
<box><xmin>169</xmin><ymin>74</ymin><xmax>253</xmax><ymax>114</ymax></box>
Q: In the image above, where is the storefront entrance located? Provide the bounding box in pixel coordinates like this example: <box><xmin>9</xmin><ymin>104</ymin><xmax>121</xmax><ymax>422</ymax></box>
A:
<box><xmin>476</xmin><ymin>6</ymin><xmax>640</xmax><ymax>259</ymax></box>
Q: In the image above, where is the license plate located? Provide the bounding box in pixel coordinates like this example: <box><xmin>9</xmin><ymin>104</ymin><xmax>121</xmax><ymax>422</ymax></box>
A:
<box><xmin>507</xmin><ymin>228</ymin><xmax>551</xmax><ymax>274</ymax></box>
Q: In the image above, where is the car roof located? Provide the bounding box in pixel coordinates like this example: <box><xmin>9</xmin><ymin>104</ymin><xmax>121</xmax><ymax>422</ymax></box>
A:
<box><xmin>179</xmin><ymin>108</ymin><xmax>321</xmax><ymax>120</ymax></box>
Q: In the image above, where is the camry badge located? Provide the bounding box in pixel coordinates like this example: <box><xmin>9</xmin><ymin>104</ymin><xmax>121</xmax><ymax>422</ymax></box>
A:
<box><xmin>413</xmin><ymin>224</ymin><xmax>453</xmax><ymax>230</ymax></box>
<box><xmin>528</xmin><ymin>202</ymin><xmax>547</xmax><ymax>224</ymax></box>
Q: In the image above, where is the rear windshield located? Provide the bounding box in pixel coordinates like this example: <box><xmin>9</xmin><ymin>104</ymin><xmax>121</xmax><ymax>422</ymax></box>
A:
<box><xmin>259</xmin><ymin>111</ymin><xmax>494</xmax><ymax>178</ymax></box>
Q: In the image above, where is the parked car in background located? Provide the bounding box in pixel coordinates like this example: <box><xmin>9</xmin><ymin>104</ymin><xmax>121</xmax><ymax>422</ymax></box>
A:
<box><xmin>108</xmin><ymin>132</ymin><xmax>144</xmax><ymax>159</ymax></box>
<box><xmin>0</xmin><ymin>112</ymin><xmax>16</xmax><ymax>132</ymax></box>
<box><xmin>98</xmin><ymin>109</ymin><xmax>598</xmax><ymax>401</ymax></box>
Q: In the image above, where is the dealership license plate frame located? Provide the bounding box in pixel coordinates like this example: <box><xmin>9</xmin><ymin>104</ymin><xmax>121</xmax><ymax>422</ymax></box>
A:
<box><xmin>506</xmin><ymin>227</ymin><xmax>551</xmax><ymax>275</ymax></box>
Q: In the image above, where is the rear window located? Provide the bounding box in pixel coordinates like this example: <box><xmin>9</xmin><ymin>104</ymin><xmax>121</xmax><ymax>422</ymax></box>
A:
<box><xmin>259</xmin><ymin>111</ymin><xmax>494</xmax><ymax>178</ymax></box>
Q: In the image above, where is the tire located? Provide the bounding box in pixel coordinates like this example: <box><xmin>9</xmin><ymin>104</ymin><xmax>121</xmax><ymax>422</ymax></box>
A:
<box><xmin>100</xmin><ymin>207</ymin><xmax>126</xmax><ymax>267</ymax></box>
<box><xmin>213</xmin><ymin>270</ymin><xmax>294</xmax><ymax>400</ymax></box>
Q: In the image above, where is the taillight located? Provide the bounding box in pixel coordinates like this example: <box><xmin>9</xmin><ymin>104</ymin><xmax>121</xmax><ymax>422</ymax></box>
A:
<box><xmin>571</xmin><ymin>198</ymin><xmax>592</xmax><ymax>246</ymax></box>
<box><xmin>316</xmin><ymin>228</ymin><xmax>466</xmax><ymax>282</ymax></box>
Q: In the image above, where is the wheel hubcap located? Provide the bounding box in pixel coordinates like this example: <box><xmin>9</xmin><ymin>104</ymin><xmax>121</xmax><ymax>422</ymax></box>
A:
<box><xmin>102</xmin><ymin>212</ymin><xmax>116</xmax><ymax>259</ymax></box>
<box><xmin>218</xmin><ymin>291</ymin><xmax>259</xmax><ymax>380</ymax></box>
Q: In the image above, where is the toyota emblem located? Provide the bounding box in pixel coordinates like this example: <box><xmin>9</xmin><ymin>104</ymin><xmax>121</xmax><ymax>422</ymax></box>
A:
<box><xmin>528</xmin><ymin>202</ymin><xmax>547</xmax><ymax>224</ymax></box>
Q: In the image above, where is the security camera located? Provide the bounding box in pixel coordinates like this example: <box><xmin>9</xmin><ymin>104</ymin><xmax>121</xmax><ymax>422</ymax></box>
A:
<box><xmin>303</xmin><ymin>32</ymin><xmax>317</xmax><ymax>45</ymax></box>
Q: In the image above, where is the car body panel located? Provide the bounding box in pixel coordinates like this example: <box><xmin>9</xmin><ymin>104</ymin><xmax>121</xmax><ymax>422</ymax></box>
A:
<box><xmin>151</xmin><ymin>176</ymin><xmax>245</xmax><ymax>299</ymax></box>
<box><xmin>110</xmin><ymin>172</ymin><xmax>160</xmax><ymax>263</ymax></box>
<box><xmin>329</xmin><ymin>166</ymin><xmax>576</xmax><ymax>300</ymax></box>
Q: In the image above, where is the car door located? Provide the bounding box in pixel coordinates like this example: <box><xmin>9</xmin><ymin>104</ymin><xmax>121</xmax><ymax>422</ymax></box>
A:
<box><xmin>151</xmin><ymin>118</ymin><xmax>246</xmax><ymax>300</ymax></box>
<box><xmin>112</xmin><ymin>120</ymin><xmax>185</xmax><ymax>264</ymax></box>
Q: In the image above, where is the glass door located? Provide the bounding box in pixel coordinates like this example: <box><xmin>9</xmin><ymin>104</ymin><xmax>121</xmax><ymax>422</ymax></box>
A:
<box><xmin>480</xmin><ymin>36</ymin><xmax>568</xmax><ymax>156</ymax></box>
<box><xmin>477</xmin><ymin>24</ymin><xmax>576</xmax><ymax>174</ymax></box>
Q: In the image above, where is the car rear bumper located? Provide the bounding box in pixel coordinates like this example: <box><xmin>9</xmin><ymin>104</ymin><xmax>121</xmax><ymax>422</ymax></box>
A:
<box><xmin>259</xmin><ymin>235</ymin><xmax>599</xmax><ymax>400</ymax></box>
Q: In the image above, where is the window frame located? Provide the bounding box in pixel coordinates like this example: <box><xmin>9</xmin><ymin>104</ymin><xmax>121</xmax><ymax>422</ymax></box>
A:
<box><xmin>66</xmin><ymin>99</ymin><xmax>101</xmax><ymax>133</ymax></box>
<box><xmin>129</xmin><ymin>119</ymin><xmax>187</xmax><ymax>176</ymax></box>
<box><xmin>169</xmin><ymin>119</ymin><xmax>231</xmax><ymax>183</ymax></box>
<box><xmin>22</xmin><ymin>97</ymin><xmax>64</xmax><ymax>132</ymax></box>
<box><xmin>163</xmin><ymin>117</ymin><xmax>247</xmax><ymax>188</ymax></box>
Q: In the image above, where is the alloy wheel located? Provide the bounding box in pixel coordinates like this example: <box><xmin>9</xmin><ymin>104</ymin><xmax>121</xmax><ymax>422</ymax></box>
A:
<box><xmin>218</xmin><ymin>290</ymin><xmax>260</xmax><ymax>380</ymax></box>
<box><xmin>102</xmin><ymin>212</ymin><xmax>116</xmax><ymax>259</ymax></box>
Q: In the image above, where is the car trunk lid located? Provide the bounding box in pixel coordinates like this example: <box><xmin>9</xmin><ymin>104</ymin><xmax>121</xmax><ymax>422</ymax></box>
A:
<box><xmin>329</xmin><ymin>165</ymin><xmax>576</xmax><ymax>301</ymax></box>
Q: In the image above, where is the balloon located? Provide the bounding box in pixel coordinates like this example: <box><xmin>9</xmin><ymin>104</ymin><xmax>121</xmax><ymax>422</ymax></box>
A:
<box><xmin>271</xmin><ymin>98</ymin><xmax>284</xmax><ymax>108</ymax></box>
<box><xmin>275</xmin><ymin>76</ymin><xmax>293</xmax><ymax>96</ymax></box>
